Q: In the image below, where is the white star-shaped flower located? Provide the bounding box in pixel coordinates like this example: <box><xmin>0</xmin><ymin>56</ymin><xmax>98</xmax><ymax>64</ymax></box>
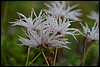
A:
<box><xmin>88</xmin><ymin>11</ymin><xmax>99</xmax><ymax>21</ymax></box>
<box><xmin>19</xmin><ymin>28</ymin><xmax>70</xmax><ymax>49</ymax></box>
<box><xmin>44</xmin><ymin>1</ymin><xmax>82</xmax><ymax>21</ymax></box>
<box><xmin>87</xmin><ymin>11</ymin><xmax>99</xmax><ymax>24</ymax></box>
<box><xmin>45</xmin><ymin>15</ymin><xmax>80</xmax><ymax>41</ymax></box>
<box><xmin>10</xmin><ymin>8</ymin><xmax>46</xmax><ymax>33</ymax></box>
<box><xmin>80</xmin><ymin>22</ymin><xmax>99</xmax><ymax>42</ymax></box>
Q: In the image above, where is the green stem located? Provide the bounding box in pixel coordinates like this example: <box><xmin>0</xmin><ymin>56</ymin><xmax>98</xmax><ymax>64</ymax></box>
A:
<box><xmin>53</xmin><ymin>48</ymin><xmax>58</xmax><ymax>66</ymax></box>
<box><xmin>82</xmin><ymin>37</ymin><xmax>87</xmax><ymax>66</ymax></box>
<box><xmin>78</xmin><ymin>45</ymin><xmax>91</xmax><ymax>66</ymax></box>
<box><xmin>25</xmin><ymin>47</ymin><xmax>31</xmax><ymax>66</ymax></box>
<box><xmin>41</xmin><ymin>50</ymin><xmax>50</xmax><ymax>66</ymax></box>
<box><xmin>2</xmin><ymin>1</ymin><xmax>8</xmax><ymax>31</ymax></box>
<box><xmin>28</xmin><ymin>52</ymin><xmax>41</xmax><ymax>66</ymax></box>
<box><xmin>79</xmin><ymin>32</ymin><xmax>89</xmax><ymax>66</ymax></box>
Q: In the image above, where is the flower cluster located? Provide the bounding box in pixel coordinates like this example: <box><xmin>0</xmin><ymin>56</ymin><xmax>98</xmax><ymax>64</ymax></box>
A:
<box><xmin>10</xmin><ymin>1</ymin><xmax>99</xmax><ymax>49</ymax></box>
<box><xmin>9</xmin><ymin>1</ymin><xmax>99</xmax><ymax>66</ymax></box>
<box><xmin>10</xmin><ymin>1</ymin><xmax>82</xmax><ymax>49</ymax></box>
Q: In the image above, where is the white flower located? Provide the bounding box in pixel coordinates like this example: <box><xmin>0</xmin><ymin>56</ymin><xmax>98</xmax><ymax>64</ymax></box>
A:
<box><xmin>44</xmin><ymin>1</ymin><xmax>82</xmax><ymax>21</ymax></box>
<box><xmin>80</xmin><ymin>22</ymin><xmax>99</xmax><ymax>41</ymax></box>
<box><xmin>19</xmin><ymin>28</ymin><xmax>70</xmax><ymax>49</ymax></box>
<box><xmin>87</xmin><ymin>11</ymin><xmax>99</xmax><ymax>21</ymax></box>
<box><xmin>10</xmin><ymin>8</ymin><xmax>46</xmax><ymax>32</ymax></box>
<box><xmin>45</xmin><ymin>15</ymin><xmax>80</xmax><ymax>41</ymax></box>
<box><xmin>87</xmin><ymin>11</ymin><xmax>99</xmax><ymax>24</ymax></box>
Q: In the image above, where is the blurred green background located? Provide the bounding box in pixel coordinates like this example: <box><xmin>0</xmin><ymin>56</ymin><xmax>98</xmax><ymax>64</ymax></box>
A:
<box><xmin>1</xmin><ymin>1</ymin><xmax>99</xmax><ymax>66</ymax></box>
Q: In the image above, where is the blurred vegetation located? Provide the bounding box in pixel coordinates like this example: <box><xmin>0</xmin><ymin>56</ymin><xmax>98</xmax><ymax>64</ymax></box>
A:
<box><xmin>1</xmin><ymin>1</ymin><xmax>99</xmax><ymax>66</ymax></box>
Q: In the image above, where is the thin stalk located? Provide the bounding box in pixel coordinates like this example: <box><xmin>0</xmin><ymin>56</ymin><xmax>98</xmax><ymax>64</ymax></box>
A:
<box><xmin>28</xmin><ymin>52</ymin><xmax>41</xmax><ymax>66</ymax></box>
<box><xmin>78</xmin><ymin>44</ymin><xmax>91</xmax><ymax>66</ymax></box>
<box><xmin>25</xmin><ymin>47</ymin><xmax>31</xmax><ymax>66</ymax></box>
<box><xmin>41</xmin><ymin>50</ymin><xmax>50</xmax><ymax>66</ymax></box>
<box><xmin>2</xmin><ymin>1</ymin><xmax>8</xmax><ymax>30</ymax></box>
<box><xmin>82</xmin><ymin>37</ymin><xmax>87</xmax><ymax>66</ymax></box>
<box><xmin>79</xmin><ymin>32</ymin><xmax>89</xmax><ymax>66</ymax></box>
<box><xmin>53</xmin><ymin>48</ymin><xmax>58</xmax><ymax>66</ymax></box>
